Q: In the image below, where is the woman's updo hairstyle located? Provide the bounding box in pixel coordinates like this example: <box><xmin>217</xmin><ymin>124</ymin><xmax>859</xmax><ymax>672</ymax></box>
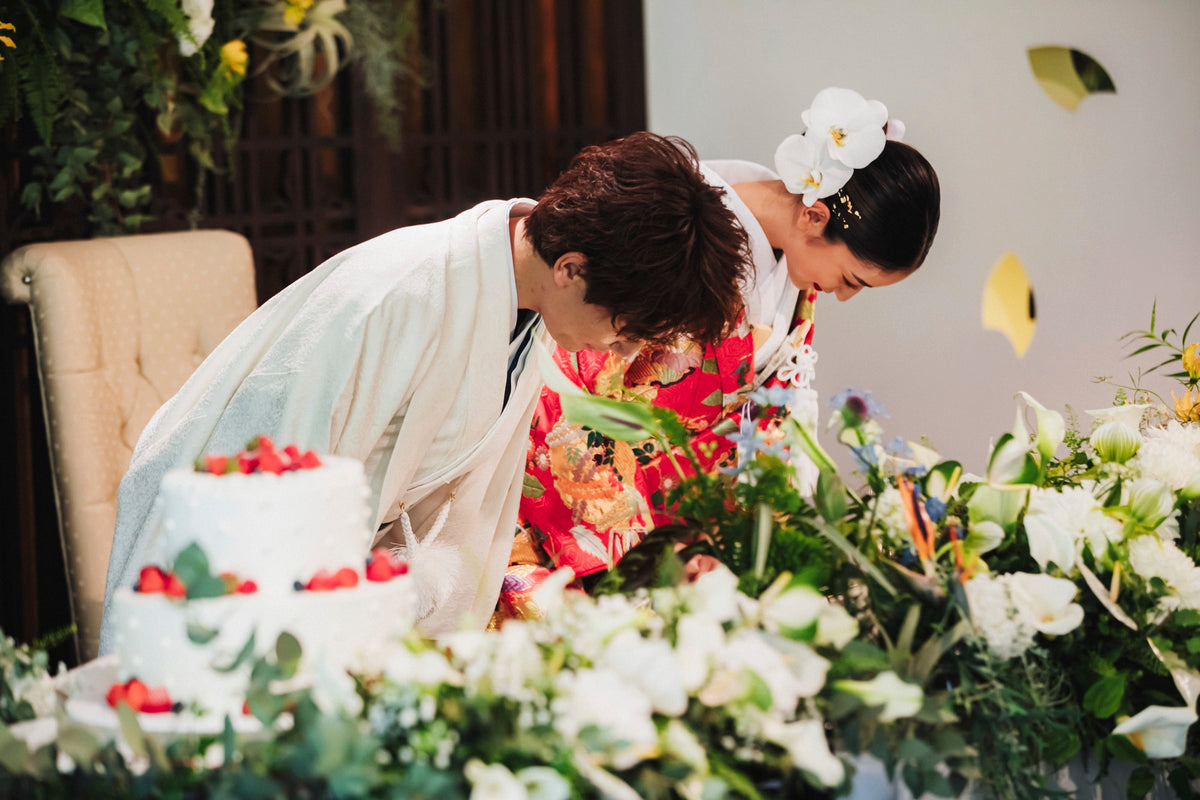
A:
<box><xmin>820</xmin><ymin>140</ymin><xmax>940</xmax><ymax>274</ymax></box>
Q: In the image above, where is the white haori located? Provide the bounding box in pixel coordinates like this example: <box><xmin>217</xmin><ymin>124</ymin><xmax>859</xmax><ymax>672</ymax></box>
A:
<box><xmin>101</xmin><ymin>199</ymin><xmax>544</xmax><ymax>654</ymax></box>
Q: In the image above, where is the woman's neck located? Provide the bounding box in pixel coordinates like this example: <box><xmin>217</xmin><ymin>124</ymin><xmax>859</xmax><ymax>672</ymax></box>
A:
<box><xmin>731</xmin><ymin>180</ymin><xmax>795</xmax><ymax>250</ymax></box>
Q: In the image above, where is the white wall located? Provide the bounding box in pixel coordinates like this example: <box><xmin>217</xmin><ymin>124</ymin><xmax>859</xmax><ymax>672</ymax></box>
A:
<box><xmin>644</xmin><ymin>0</ymin><xmax>1200</xmax><ymax>476</ymax></box>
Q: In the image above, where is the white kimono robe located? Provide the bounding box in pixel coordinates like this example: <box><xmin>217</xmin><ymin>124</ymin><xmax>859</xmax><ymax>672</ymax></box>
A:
<box><xmin>100</xmin><ymin>199</ymin><xmax>544</xmax><ymax>654</ymax></box>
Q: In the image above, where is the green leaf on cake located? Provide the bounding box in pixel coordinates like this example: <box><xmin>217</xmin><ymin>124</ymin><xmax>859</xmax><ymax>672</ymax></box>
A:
<box><xmin>213</xmin><ymin>632</ymin><xmax>257</xmax><ymax>674</ymax></box>
<box><xmin>186</xmin><ymin>621</ymin><xmax>219</xmax><ymax>645</ymax></box>
<box><xmin>275</xmin><ymin>632</ymin><xmax>303</xmax><ymax>671</ymax></box>
<box><xmin>173</xmin><ymin>543</ymin><xmax>232</xmax><ymax>599</ymax></box>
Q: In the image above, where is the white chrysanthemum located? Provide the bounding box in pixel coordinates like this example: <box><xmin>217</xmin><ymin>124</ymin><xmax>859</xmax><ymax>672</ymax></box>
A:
<box><xmin>964</xmin><ymin>573</ymin><xmax>1037</xmax><ymax>660</ymax></box>
<box><xmin>1127</xmin><ymin>536</ymin><xmax>1200</xmax><ymax>612</ymax></box>
<box><xmin>1131</xmin><ymin>421</ymin><xmax>1200</xmax><ymax>497</ymax></box>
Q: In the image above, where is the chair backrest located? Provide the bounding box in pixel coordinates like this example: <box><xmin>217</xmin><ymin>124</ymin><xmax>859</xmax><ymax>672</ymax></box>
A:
<box><xmin>0</xmin><ymin>230</ymin><xmax>256</xmax><ymax>661</ymax></box>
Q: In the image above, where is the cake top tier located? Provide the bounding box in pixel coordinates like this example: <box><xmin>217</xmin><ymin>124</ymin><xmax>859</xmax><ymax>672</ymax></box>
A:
<box><xmin>154</xmin><ymin>441</ymin><xmax>373</xmax><ymax>592</ymax></box>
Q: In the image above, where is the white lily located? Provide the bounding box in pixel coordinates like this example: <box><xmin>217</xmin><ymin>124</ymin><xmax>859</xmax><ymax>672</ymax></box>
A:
<box><xmin>1006</xmin><ymin>572</ymin><xmax>1085</xmax><ymax>635</ymax></box>
<box><xmin>833</xmin><ymin>671</ymin><xmax>923</xmax><ymax>722</ymax></box>
<box><xmin>774</xmin><ymin>133</ymin><xmax>851</xmax><ymax>207</ymax></box>
<box><xmin>1111</xmin><ymin>706</ymin><xmax>1198</xmax><ymax>759</ymax></box>
<box><xmin>801</xmin><ymin>87</ymin><xmax>888</xmax><ymax>169</ymax></box>
<box><xmin>1017</xmin><ymin>391</ymin><xmax>1066</xmax><ymax>467</ymax></box>
<box><xmin>760</xmin><ymin>717</ymin><xmax>846</xmax><ymax>788</ymax></box>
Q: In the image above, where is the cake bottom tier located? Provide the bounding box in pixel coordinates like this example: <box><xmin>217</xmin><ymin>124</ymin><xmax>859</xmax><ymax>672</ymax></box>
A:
<box><xmin>108</xmin><ymin>578</ymin><xmax>414</xmax><ymax>717</ymax></box>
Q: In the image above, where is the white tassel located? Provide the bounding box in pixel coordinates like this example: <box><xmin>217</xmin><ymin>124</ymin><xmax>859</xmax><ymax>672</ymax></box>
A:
<box><xmin>391</xmin><ymin>495</ymin><xmax>462</xmax><ymax>619</ymax></box>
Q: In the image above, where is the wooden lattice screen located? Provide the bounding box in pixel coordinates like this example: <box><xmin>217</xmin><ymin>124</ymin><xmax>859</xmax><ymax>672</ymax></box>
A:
<box><xmin>0</xmin><ymin>0</ymin><xmax>646</xmax><ymax>657</ymax></box>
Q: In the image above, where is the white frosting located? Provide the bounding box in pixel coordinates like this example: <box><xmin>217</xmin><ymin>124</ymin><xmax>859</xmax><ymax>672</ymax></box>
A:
<box><xmin>107</xmin><ymin>453</ymin><xmax>414</xmax><ymax>718</ymax></box>
<box><xmin>110</xmin><ymin>580</ymin><xmax>413</xmax><ymax>717</ymax></box>
<box><xmin>156</xmin><ymin>456</ymin><xmax>373</xmax><ymax>589</ymax></box>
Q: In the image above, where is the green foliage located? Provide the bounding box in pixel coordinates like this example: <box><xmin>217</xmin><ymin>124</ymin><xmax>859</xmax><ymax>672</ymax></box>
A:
<box><xmin>2</xmin><ymin>0</ymin><xmax>420</xmax><ymax>235</ymax></box>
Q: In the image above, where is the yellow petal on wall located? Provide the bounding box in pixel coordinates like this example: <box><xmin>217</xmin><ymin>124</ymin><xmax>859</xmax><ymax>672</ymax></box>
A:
<box><xmin>982</xmin><ymin>252</ymin><xmax>1036</xmax><ymax>358</ymax></box>
<box><xmin>1028</xmin><ymin>46</ymin><xmax>1116</xmax><ymax>112</ymax></box>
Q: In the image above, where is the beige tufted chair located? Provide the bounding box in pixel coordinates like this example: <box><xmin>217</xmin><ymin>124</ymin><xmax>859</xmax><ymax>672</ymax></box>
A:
<box><xmin>1</xmin><ymin>231</ymin><xmax>256</xmax><ymax>662</ymax></box>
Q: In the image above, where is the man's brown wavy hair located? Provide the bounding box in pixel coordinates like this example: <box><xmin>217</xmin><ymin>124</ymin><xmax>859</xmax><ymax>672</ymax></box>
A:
<box><xmin>525</xmin><ymin>132</ymin><xmax>749</xmax><ymax>346</ymax></box>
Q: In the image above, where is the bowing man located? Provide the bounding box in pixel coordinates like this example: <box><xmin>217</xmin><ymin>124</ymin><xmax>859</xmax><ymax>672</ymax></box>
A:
<box><xmin>99</xmin><ymin>132</ymin><xmax>751</xmax><ymax>652</ymax></box>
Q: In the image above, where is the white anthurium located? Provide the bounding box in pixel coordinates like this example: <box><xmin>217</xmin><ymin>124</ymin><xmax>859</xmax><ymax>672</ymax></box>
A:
<box><xmin>464</xmin><ymin>760</ymin><xmax>528</xmax><ymax>800</ymax></box>
<box><xmin>814</xmin><ymin>601</ymin><xmax>860</xmax><ymax>649</ymax></box>
<box><xmin>760</xmin><ymin>716</ymin><xmax>846</xmax><ymax>788</ymax></box>
<box><xmin>1111</xmin><ymin>705</ymin><xmax>1198</xmax><ymax>759</ymax></box>
<box><xmin>774</xmin><ymin>133</ymin><xmax>851</xmax><ymax>207</ymax></box>
<box><xmin>967</xmin><ymin>483</ymin><xmax>1027</xmax><ymax>530</ymax></box>
<box><xmin>1126</xmin><ymin>478</ymin><xmax>1177</xmax><ymax>529</ymax></box>
<box><xmin>1017</xmin><ymin>392</ymin><xmax>1065</xmax><ymax>467</ymax></box>
<box><xmin>1086</xmin><ymin>403</ymin><xmax>1152</xmax><ymax>431</ymax></box>
<box><xmin>964</xmin><ymin>519</ymin><xmax>1006</xmax><ymax>555</ymax></box>
<box><xmin>924</xmin><ymin>460</ymin><xmax>962</xmax><ymax>503</ymax></box>
<box><xmin>986</xmin><ymin>430</ymin><xmax>1039</xmax><ymax>487</ymax></box>
<box><xmin>1006</xmin><ymin>572</ymin><xmax>1085</xmax><ymax>636</ymax></box>
<box><xmin>833</xmin><ymin>671</ymin><xmax>924</xmax><ymax>722</ymax></box>
<box><xmin>1090</xmin><ymin>420</ymin><xmax>1141</xmax><ymax>464</ymax></box>
<box><xmin>516</xmin><ymin>766</ymin><xmax>571</xmax><ymax>800</ymax></box>
<box><xmin>801</xmin><ymin>87</ymin><xmax>889</xmax><ymax>169</ymax></box>
<box><xmin>757</xmin><ymin>577</ymin><xmax>826</xmax><ymax>635</ymax></box>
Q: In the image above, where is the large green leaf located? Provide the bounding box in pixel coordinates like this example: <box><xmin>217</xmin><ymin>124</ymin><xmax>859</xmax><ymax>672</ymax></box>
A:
<box><xmin>59</xmin><ymin>0</ymin><xmax>107</xmax><ymax>29</ymax></box>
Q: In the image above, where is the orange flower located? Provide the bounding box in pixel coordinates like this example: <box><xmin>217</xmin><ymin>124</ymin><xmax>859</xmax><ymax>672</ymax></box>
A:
<box><xmin>897</xmin><ymin>476</ymin><xmax>936</xmax><ymax>562</ymax></box>
<box><xmin>1172</xmin><ymin>387</ymin><xmax>1200</xmax><ymax>423</ymax></box>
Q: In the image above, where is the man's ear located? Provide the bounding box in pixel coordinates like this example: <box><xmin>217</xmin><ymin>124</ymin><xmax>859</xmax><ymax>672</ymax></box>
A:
<box><xmin>552</xmin><ymin>252</ymin><xmax>588</xmax><ymax>288</ymax></box>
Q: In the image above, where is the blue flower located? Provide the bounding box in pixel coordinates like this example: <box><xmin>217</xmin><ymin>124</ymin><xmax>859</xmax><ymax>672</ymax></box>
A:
<box><xmin>829</xmin><ymin>388</ymin><xmax>887</xmax><ymax>427</ymax></box>
<box><xmin>749</xmin><ymin>385</ymin><xmax>794</xmax><ymax>409</ymax></box>
<box><xmin>850</xmin><ymin>444</ymin><xmax>877</xmax><ymax>473</ymax></box>
<box><xmin>885</xmin><ymin>437</ymin><xmax>912</xmax><ymax>458</ymax></box>
<box><xmin>924</xmin><ymin>497</ymin><xmax>946</xmax><ymax>523</ymax></box>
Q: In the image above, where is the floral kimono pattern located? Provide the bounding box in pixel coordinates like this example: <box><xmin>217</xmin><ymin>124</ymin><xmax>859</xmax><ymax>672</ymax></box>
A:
<box><xmin>494</xmin><ymin>289</ymin><xmax>818</xmax><ymax>624</ymax></box>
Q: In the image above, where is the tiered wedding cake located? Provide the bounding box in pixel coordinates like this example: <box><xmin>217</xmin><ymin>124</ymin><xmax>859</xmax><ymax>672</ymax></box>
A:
<box><xmin>101</xmin><ymin>438</ymin><xmax>413</xmax><ymax>719</ymax></box>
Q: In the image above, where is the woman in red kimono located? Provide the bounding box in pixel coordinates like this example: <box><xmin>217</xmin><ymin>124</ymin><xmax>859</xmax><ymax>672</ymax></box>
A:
<box><xmin>498</xmin><ymin>88</ymin><xmax>942</xmax><ymax>619</ymax></box>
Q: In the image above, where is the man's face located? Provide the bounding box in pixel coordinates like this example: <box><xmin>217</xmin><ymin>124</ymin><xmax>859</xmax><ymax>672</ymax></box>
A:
<box><xmin>540</xmin><ymin>271</ymin><xmax>640</xmax><ymax>358</ymax></box>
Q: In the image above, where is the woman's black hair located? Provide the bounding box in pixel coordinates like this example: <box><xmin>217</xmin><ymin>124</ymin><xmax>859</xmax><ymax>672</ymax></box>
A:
<box><xmin>821</xmin><ymin>140</ymin><xmax>940</xmax><ymax>273</ymax></box>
